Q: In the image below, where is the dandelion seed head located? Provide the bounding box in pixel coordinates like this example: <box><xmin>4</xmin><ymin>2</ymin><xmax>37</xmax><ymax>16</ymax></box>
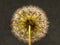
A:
<box><xmin>11</xmin><ymin>6</ymin><xmax>49</xmax><ymax>43</ymax></box>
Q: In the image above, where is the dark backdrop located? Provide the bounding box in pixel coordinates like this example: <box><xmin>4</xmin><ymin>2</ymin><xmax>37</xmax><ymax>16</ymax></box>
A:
<box><xmin>0</xmin><ymin>0</ymin><xmax>60</xmax><ymax>45</ymax></box>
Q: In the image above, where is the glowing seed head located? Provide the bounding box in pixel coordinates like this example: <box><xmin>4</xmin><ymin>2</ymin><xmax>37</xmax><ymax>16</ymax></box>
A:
<box><xmin>11</xmin><ymin>6</ymin><xmax>49</xmax><ymax>43</ymax></box>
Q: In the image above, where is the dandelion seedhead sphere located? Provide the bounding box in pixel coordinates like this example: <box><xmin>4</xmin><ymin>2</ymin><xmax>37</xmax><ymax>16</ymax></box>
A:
<box><xmin>11</xmin><ymin>6</ymin><xmax>49</xmax><ymax>44</ymax></box>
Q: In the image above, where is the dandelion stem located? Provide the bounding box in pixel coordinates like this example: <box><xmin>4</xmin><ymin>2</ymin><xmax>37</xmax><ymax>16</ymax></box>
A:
<box><xmin>28</xmin><ymin>25</ymin><xmax>31</xmax><ymax>45</ymax></box>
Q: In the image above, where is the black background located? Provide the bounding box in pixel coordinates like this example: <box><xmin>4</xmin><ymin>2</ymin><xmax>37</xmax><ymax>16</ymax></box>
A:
<box><xmin>0</xmin><ymin>0</ymin><xmax>60</xmax><ymax>45</ymax></box>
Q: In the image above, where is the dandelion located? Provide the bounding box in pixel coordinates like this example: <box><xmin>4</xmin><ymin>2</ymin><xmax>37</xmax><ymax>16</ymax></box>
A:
<box><xmin>11</xmin><ymin>6</ymin><xmax>49</xmax><ymax>45</ymax></box>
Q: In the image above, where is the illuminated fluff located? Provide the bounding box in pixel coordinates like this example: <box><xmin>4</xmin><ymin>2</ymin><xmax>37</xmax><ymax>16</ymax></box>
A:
<box><xmin>11</xmin><ymin>6</ymin><xmax>49</xmax><ymax>43</ymax></box>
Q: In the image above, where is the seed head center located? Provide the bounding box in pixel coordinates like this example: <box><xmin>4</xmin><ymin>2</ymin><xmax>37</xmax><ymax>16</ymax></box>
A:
<box><xmin>25</xmin><ymin>19</ymin><xmax>36</xmax><ymax>30</ymax></box>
